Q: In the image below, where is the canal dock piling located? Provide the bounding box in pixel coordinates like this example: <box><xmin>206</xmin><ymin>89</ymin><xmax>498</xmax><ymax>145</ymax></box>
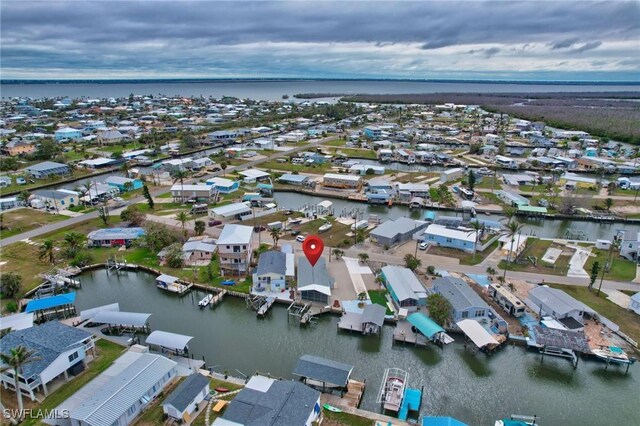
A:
<box><xmin>106</xmin><ymin>257</ymin><xmax>139</xmax><ymax>272</ymax></box>
<box><xmin>210</xmin><ymin>289</ymin><xmax>227</xmax><ymax>308</ymax></box>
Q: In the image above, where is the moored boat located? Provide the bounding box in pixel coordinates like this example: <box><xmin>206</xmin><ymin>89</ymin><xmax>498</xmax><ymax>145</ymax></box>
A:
<box><xmin>198</xmin><ymin>294</ymin><xmax>214</xmax><ymax>308</ymax></box>
<box><xmin>377</xmin><ymin>368</ymin><xmax>408</xmax><ymax>413</ymax></box>
<box><xmin>591</xmin><ymin>346</ymin><xmax>636</xmax><ymax>364</ymax></box>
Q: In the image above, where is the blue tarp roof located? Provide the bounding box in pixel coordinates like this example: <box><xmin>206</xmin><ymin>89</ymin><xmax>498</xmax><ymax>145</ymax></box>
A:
<box><xmin>25</xmin><ymin>292</ymin><xmax>76</xmax><ymax>313</ymax></box>
<box><xmin>407</xmin><ymin>312</ymin><xmax>444</xmax><ymax>339</ymax></box>
<box><xmin>423</xmin><ymin>417</ymin><xmax>468</xmax><ymax>426</ymax></box>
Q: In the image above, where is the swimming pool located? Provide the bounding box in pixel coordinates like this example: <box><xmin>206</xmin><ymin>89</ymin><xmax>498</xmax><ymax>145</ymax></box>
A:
<box><xmin>466</xmin><ymin>273</ymin><xmax>491</xmax><ymax>287</ymax></box>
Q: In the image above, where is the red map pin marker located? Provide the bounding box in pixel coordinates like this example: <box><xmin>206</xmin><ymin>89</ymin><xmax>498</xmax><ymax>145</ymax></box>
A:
<box><xmin>302</xmin><ymin>235</ymin><xmax>324</xmax><ymax>267</ymax></box>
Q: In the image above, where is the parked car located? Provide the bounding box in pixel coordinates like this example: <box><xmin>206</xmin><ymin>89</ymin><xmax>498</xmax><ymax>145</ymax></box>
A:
<box><xmin>419</xmin><ymin>241</ymin><xmax>429</xmax><ymax>251</ymax></box>
<box><xmin>295</xmin><ymin>235</ymin><xmax>306</xmax><ymax>242</ymax></box>
<box><xmin>290</xmin><ymin>230</ymin><xmax>300</xmax><ymax>236</ymax></box>
<box><xmin>253</xmin><ymin>225</ymin><xmax>266</xmax><ymax>233</ymax></box>
<box><xmin>208</xmin><ymin>219</ymin><xmax>222</xmax><ymax>227</ymax></box>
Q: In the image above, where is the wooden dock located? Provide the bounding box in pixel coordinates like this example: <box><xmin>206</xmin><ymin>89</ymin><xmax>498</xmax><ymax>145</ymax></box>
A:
<box><xmin>210</xmin><ymin>289</ymin><xmax>227</xmax><ymax>308</ymax></box>
<box><xmin>393</xmin><ymin>320</ymin><xmax>430</xmax><ymax>347</ymax></box>
<box><xmin>257</xmin><ymin>297</ymin><xmax>276</xmax><ymax>317</ymax></box>
<box><xmin>343</xmin><ymin>379</ymin><xmax>366</xmax><ymax>408</ymax></box>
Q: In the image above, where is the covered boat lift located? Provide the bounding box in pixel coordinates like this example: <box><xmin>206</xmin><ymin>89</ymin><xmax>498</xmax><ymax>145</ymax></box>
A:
<box><xmin>408</xmin><ymin>313</ymin><xmax>454</xmax><ymax>345</ymax></box>
<box><xmin>456</xmin><ymin>319</ymin><xmax>500</xmax><ymax>351</ymax></box>
<box><xmin>293</xmin><ymin>354</ymin><xmax>353</xmax><ymax>392</ymax></box>
<box><xmin>80</xmin><ymin>303</ymin><xmax>120</xmax><ymax>321</ymax></box>
<box><xmin>25</xmin><ymin>292</ymin><xmax>77</xmax><ymax>321</ymax></box>
<box><xmin>145</xmin><ymin>330</ymin><xmax>194</xmax><ymax>356</ymax></box>
<box><xmin>90</xmin><ymin>310</ymin><xmax>152</xmax><ymax>334</ymax></box>
<box><xmin>532</xmin><ymin>325</ymin><xmax>591</xmax><ymax>368</ymax></box>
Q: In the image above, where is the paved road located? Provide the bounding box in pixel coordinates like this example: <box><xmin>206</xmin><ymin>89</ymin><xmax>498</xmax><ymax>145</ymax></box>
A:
<box><xmin>0</xmin><ymin>138</ymin><xmax>330</xmax><ymax>247</ymax></box>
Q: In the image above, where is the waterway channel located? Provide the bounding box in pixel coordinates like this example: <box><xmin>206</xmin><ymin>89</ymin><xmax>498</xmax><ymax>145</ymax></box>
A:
<box><xmin>76</xmin><ymin>269</ymin><xmax>639</xmax><ymax>426</ymax></box>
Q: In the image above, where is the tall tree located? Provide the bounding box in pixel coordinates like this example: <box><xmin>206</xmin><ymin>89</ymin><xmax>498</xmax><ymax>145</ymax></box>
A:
<box><xmin>501</xmin><ymin>221</ymin><xmax>524</xmax><ymax>283</ymax></box>
<box><xmin>142</xmin><ymin>185</ymin><xmax>154</xmax><ymax>209</ymax></box>
<box><xmin>589</xmin><ymin>261</ymin><xmax>601</xmax><ymax>291</ymax></box>
<box><xmin>0</xmin><ymin>346</ymin><xmax>42</xmax><ymax>419</ymax></box>
<box><xmin>220</xmin><ymin>161</ymin><xmax>228</xmax><ymax>177</ymax></box>
<box><xmin>403</xmin><ymin>254</ymin><xmax>422</xmax><ymax>271</ymax></box>
<box><xmin>467</xmin><ymin>221</ymin><xmax>485</xmax><ymax>261</ymax></box>
<box><xmin>0</xmin><ymin>273</ymin><xmax>23</xmax><ymax>304</ymax></box>
<box><xmin>194</xmin><ymin>220</ymin><xmax>206</xmax><ymax>236</ymax></box>
<box><xmin>176</xmin><ymin>211</ymin><xmax>190</xmax><ymax>238</ymax></box>
<box><xmin>427</xmin><ymin>293</ymin><xmax>452</xmax><ymax>326</ymax></box>
<box><xmin>467</xmin><ymin>170</ymin><xmax>476</xmax><ymax>192</ymax></box>
<box><xmin>270</xmin><ymin>227</ymin><xmax>282</xmax><ymax>248</ymax></box>
<box><xmin>38</xmin><ymin>239</ymin><xmax>56</xmax><ymax>264</ymax></box>
<box><xmin>63</xmin><ymin>232</ymin><xmax>87</xmax><ymax>258</ymax></box>
<box><xmin>604</xmin><ymin>197</ymin><xmax>613</xmax><ymax>212</ymax></box>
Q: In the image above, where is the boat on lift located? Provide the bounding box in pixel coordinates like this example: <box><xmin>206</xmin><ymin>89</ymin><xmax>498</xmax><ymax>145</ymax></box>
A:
<box><xmin>591</xmin><ymin>346</ymin><xmax>637</xmax><ymax>365</ymax></box>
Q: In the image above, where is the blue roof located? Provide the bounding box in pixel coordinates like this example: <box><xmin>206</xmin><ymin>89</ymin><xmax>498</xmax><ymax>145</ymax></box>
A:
<box><xmin>407</xmin><ymin>312</ymin><xmax>444</xmax><ymax>339</ymax></box>
<box><xmin>422</xmin><ymin>417</ymin><xmax>469</xmax><ymax>426</ymax></box>
<box><xmin>25</xmin><ymin>292</ymin><xmax>76</xmax><ymax>313</ymax></box>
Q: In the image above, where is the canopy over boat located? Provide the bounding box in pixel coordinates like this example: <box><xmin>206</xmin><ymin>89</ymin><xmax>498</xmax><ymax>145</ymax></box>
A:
<box><xmin>456</xmin><ymin>319</ymin><xmax>499</xmax><ymax>348</ymax></box>
<box><xmin>146</xmin><ymin>330</ymin><xmax>194</xmax><ymax>350</ymax></box>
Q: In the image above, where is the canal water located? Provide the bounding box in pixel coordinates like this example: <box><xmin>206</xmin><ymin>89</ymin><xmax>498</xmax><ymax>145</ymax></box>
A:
<box><xmin>75</xmin><ymin>269</ymin><xmax>639</xmax><ymax>426</ymax></box>
<box><xmin>272</xmin><ymin>191</ymin><xmax>640</xmax><ymax>240</ymax></box>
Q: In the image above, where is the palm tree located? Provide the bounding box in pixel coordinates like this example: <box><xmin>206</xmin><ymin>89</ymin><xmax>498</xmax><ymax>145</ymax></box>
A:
<box><xmin>501</xmin><ymin>221</ymin><xmax>524</xmax><ymax>283</ymax></box>
<box><xmin>467</xmin><ymin>221</ymin><xmax>485</xmax><ymax>261</ymax></box>
<box><xmin>120</xmin><ymin>161</ymin><xmax>130</xmax><ymax>178</ymax></box>
<box><xmin>74</xmin><ymin>186</ymin><xmax>89</xmax><ymax>208</ymax></box>
<box><xmin>38</xmin><ymin>239</ymin><xmax>56</xmax><ymax>264</ymax></box>
<box><xmin>172</xmin><ymin>169</ymin><xmax>189</xmax><ymax>203</ymax></box>
<box><xmin>176</xmin><ymin>211</ymin><xmax>190</xmax><ymax>238</ymax></box>
<box><xmin>270</xmin><ymin>227</ymin><xmax>282</xmax><ymax>248</ymax></box>
<box><xmin>358</xmin><ymin>253</ymin><xmax>369</xmax><ymax>263</ymax></box>
<box><xmin>194</xmin><ymin>220</ymin><xmax>205</xmax><ymax>236</ymax></box>
<box><xmin>220</xmin><ymin>161</ymin><xmax>228</xmax><ymax>177</ymax></box>
<box><xmin>403</xmin><ymin>254</ymin><xmax>422</xmax><ymax>271</ymax></box>
<box><xmin>63</xmin><ymin>232</ymin><xmax>86</xmax><ymax>257</ymax></box>
<box><xmin>604</xmin><ymin>197</ymin><xmax>613</xmax><ymax>212</ymax></box>
<box><xmin>332</xmin><ymin>248</ymin><xmax>344</xmax><ymax>260</ymax></box>
<box><xmin>0</xmin><ymin>346</ymin><xmax>42</xmax><ymax>419</ymax></box>
<box><xmin>502</xmin><ymin>206</ymin><xmax>517</xmax><ymax>224</ymax></box>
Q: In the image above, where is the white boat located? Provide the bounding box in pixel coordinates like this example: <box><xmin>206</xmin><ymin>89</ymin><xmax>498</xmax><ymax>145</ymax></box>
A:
<box><xmin>318</xmin><ymin>222</ymin><xmax>332</xmax><ymax>232</ymax></box>
<box><xmin>591</xmin><ymin>346</ymin><xmax>636</xmax><ymax>364</ymax></box>
<box><xmin>377</xmin><ymin>368</ymin><xmax>408</xmax><ymax>413</ymax></box>
<box><xmin>198</xmin><ymin>294</ymin><xmax>214</xmax><ymax>308</ymax></box>
<box><xmin>495</xmin><ymin>415</ymin><xmax>539</xmax><ymax>426</ymax></box>
<box><xmin>288</xmin><ymin>217</ymin><xmax>303</xmax><ymax>224</ymax></box>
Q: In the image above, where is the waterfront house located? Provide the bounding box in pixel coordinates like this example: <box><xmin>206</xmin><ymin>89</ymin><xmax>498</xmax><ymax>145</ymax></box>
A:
<box><xmin>217</xmin><ymin>224</ymin><xmax>253</xmax><ymax>275</ymax></box>
<box><xmin>208</xmin><ymin>130</ymin><xmax>239</xmax><ymax>143</ymax></box>
<box><xmin>2</xmin><ymin>140</ymin><xmax>36</xmax><ymax>156</ymax></box>
<box><xmin>162</xmin><ymin>158</ymin><xmax>194</xmax><ymax>172</ymax></box>
<box><xmin>370</xmin><ymin>217</ymin><xmax>428</xmax><ymax>247</ymax></box>
<box><xmin>495</xmin><ymin>190</ymin><xmax>529</xmax><ymax>207</ymax></box>
<box><xmin>0</xmin><ymin>197</ymin><xmax>22</xmax><ymax>211</ymax></box>
<box><xmin>161</xmin><ymin>373</ymin><xmax>210</xmax><ymax>422</ymax></box>
<box><xmin>181</xmin><ymin>236</ymin><xmax>217</xmax><ymax>266</ymax></box>
<box><xmin>350</xmin><ymin>164</ymin><xmax>385</xmax><ymax>175</ymax></box>
<box><xmin>78</xmin><ymin>157</ymin><xmax>118</xmax><ymax>169</ymax></box>
<box><xmin>211</xmin><ymin>376</ymin><xmax>321</xmax><ymax>426</ymax></box>
<box><xmin>97</xmin><ymin>129</ymin><xmax>126</xmax><ymax>145</ymax></box>
<box><xmin>87</xmin><ymin>227</ymin><xmax>145</xmax><ymax>247</ymax></box>
<box><xmin>190</xmin><ymin>157</ymin><xmax>213</xmax><ymax>170</ymax></box>
<box><xmin>54</xmin><ymin>127</ymin><xmax>83</xmax><ymax>141</ymax></box>
<box><xmin>254</xmin><ymin>251</ymin><xmax>287</xmax><ymax>292</ymax></box>
<box><xmin>239</xmin><ymin>169</ymin><xmax>271</xmax><ymax>182</ymax></box>
<box><xmin>397</xmin><ymin>183</ymin><xmax>430</xmax><ymax>201</ymax></box>
<box><xmin>629</xmin><ymin>292</ymin><xmax>640</xmax><ymax>315</ymax></box>
<box><xmin>0</xmin><ymin>322</ymin><xmax>95</xmax><ymax>401</ymax></box>
<box><xmin>171</xmin><ymin>184</ymin><xmax>213</xmax><ymax>202</ymax></box>
<box><xmin>422</xmin><ymin>224</ymin><xmax>476</xmax><ymax>253</ymax></box>
<box><xmin>440</xmin><ymin>167</ymin><xmax>464</xmax><ymax>182</ymax></box>
<box><xmin>432</xmin><ymin>277</ymin><xmax>507</xmax><ymax>331</ymax></box>
<box><xmin>278</xmin><ymin>173</ymin><xmax>310</xmax><ymax>186</ymax></box>
<box><xmin>33</xmin><ymin>189</ymin><xmax>79</xmax><ymax>209</ymax></box>
<box><xmin>26</xmin><ymin>161</ymin><xmax>70</xmax><ymax>179</ymax></box>
<box><xmin>298</xmin><ymin>256</ymin><xmax>334</xmax><ymax>304</ymax></box>
<box><xmin>526</xmin><ymin>286</ymin><xmax>595</xmax><ymax>330</ymax></box>
<box><xmin>104</xmin><ymin>176</ymin><xmax>143</xmax><ymax>191</ymax></box>
<box><xmin>46</xmin><ymin>347</ymin><xmax>178</xmax><ymax>426</ymax></box>
<box><xmin>396</xmin><ymin>149</ymin><xmax>416</xmax><ymax>164</ymax></box>
<box><xmin>322</xmin><ymin>173</ymin><xmax>363</xmax><ymax>190</ymax></box>
<box><xmin>620</xmin><ymin>231</ymin><xmax>640</xmax><ymax>263</ymax></box>
<box><xmin>502</xmin><ymin>174</ymin><xmax>536</xmax><ymax>186</ymax></box>
<box><xmin>495</xmin><ymin>155</ymin><xmax>518</xmax><ymax>169</ymax></box>
<box><xmin>378</xmin><ymin>148</ymin><xmax>393</xmax><ymax>161</ymax></box>
<box><xmin>205</xmin><ymin>177</ymin><xmax>240</xmax><ymax>193</ymax></box>
<box><xmin>381</xmin><ymin>265</ymin><xmax>428</xmax><ymax>312</ymax></box>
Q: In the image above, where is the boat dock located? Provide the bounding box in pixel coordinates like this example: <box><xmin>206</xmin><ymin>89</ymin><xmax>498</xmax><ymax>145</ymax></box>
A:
<box><xmin>210</xmin><ymin>290</ymin><xmax>227</xmax><ymax>308</ymax></box>
<box><xmin>106</xmin><ymin>257</ymin><xmax>139</xmax><ymax>271</ymax></box>
<box><xmin>257</xmin><ymin>297</ymin><xmax>276</xmax><ymax>317</ymax></box>
<box><xmin>342</xmin><ymin>379</ymin><xmax>366</xmax><ymax>408</ymax></box>
<box><xmin>393</xmin><ymin>320</ymin><xmax>430</xmax><ymax>347</ymax></box>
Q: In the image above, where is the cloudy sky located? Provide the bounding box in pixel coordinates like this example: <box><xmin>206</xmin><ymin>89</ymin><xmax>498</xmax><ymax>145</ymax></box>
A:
<box><xmin>1</xmin><ymin>0</ymin><xmax>639</xmax><ymax>81</ymax></box>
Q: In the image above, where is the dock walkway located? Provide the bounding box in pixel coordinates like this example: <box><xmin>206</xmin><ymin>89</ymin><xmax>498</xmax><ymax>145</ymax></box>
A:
<box><xmin>393</xmin><ymin>320</ymin><xmax>430</xmax><ymax>347</ymax></box>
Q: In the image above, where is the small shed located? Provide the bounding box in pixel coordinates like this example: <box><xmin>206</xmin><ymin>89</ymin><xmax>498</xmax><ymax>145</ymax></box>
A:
<box><xmin>162</xmin><ymin>373</ymin><xmax>210</xmax><ymax>422</ymax></box>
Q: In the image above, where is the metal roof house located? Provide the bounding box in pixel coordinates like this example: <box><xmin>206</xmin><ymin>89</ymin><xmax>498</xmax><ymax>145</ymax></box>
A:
<box><xmin>526</xmin><ymin>286</ymin><xmax>596</xmax><ymax>329</ymax></box>
<box><xmin>0</xmin><ymin>322</ymin><xmax>94</xmax><ymax>401</ymax></box>
<box><xmin>217</xmin><ymin>224</ymin><xmax>254</xmax><ymax>274</ymax></box>
<box><xmin>432</xmin><ymin>277</ymin><xmax>507</xmax><ymax>332</ymax></box>
<box><xmin>370</xmin><ymin>217</ymin><xmax>428</xmax><ymax>247</ymax></box>
<box><xmin>162</xmin><ymin>373</ymin><xmax>210</xmax><ymax>422</ymax></box>
<box><xmin>26</xmin><ymin>161</ymin><xmax>70</xmax><ymax>179</ymax></box>
<box><xmin>297</xmin><ymin>257</ymin><xmax>334</xmax><ymax>305</ymax></box>
<box><xmin>278</xmin><ymin>173</ymin><xmax>310</xmax><ymax>186</ymax></box>
<box><xmin>47</xmin><ymin>348</ymin><xmax>178</xmax><ymax>426</ymax></box>
<box><xmin>254</xmin><ymin>251</ymin><xmax>287</xmax><ymax>292</ymax></box>
<box><xmin>87</xmin><ymin>227</ymin><xmax>145</xmax><ymax>248</ymax></box>
<box><xmin>381</xmin><ymin>266</ymin><xmax>427</xmax><ymax>312</ymax></box>
<box><xmin>423</xmin><ymin>224</ymin><xmax>476</xmax><ymax>253</ymax></box>
<box><xmin>212</xmin><ymin>376</ymin><xmax>321</xmax><ymax>426</ymax></box>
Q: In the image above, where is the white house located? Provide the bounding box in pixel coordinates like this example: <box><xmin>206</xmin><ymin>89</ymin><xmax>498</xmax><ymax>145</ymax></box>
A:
<box><xmin>1</xmin><ymin>322</ymin><xmax>95</xmax><ymax>401</ymax></box>
<box><xmin>253</xmin><ymin>251</ymin><xmax>287</xmax><ymax>292</ymax></box>
<box><xmin>162</xmin><ymin>373</ymin><xmax>210</xmax><ymax>422</ymax></box>
<box><xmin>423</xmin><ymin>224</ymin><xmax>476</xmax><ymax>253</ymax></box>
<box><xmin>629</xmin><ymin>292</ymin><xmax>640</xmax><ymax>315</ymax></box>
<box><xmin>216</xmin><ymin>224</ymin><xmax>254</xmax><ymax>275</ymax></box>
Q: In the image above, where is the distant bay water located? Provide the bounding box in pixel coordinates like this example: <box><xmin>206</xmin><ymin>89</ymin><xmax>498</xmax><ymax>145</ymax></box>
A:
<box><xmin>1</xmin><ymin>79</ymin><xmax>639</xmax><ymax>100</ymax></box>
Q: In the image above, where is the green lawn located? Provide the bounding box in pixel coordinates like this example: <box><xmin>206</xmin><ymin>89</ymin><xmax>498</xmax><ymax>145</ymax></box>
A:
<box><xmin>460</xmin><ymin>240</ymin><xmax>500</xmax><ymax>266</ymax></box>
<box><xmin>333</xmin><ymin>147</ymin><xmax>378</xmax><ymax>159</ymax></box>
<box><xmin>368</xmin><ymin>289</ymin><xmax>393</xmax><ymax>314</ymax></box>
<box><xmin>474</xmin><ymin>177</ymin><xmax>501</xmax><ymax>190</ymax></box>
<box><xmin>0</xmin><ymin>169</ymin><xmax>96</xmax><ymax>196</ymax></box>
<box><xmin>548</xmin><ymin>284</ymin><xmax>640</xmax><ymax>344</ymax></box>
<box><xmin>322</xmin><ymin>410</ymin><xmax>374</xmax><ymax>426</ymax></box>
<box><xmin>0</xmin><ymin>209</ymin><xmax>69</xmax><ymax>238</ymax></box>
<box><xmin>498</xmin><ymin>239</ymin><xmax>573</xmax><ymax>276</ymax></box>
<box><xmin>295</xmin><ymin>218</ymin><xmax>353</xmax><ymax>248</ymax></box>
<box><xmin>260</xmin><ymin>160</ymin><xmax>335</xmax><ymax>174</ymax></box>
<box><xmin>583</xmin><ymin>249</ymin><xmax>637</xmax><ymax>282</ymax></box>
<box><xmin>322</xmin><ymin>139</ymin><xmax>348</xmax><ymax>147</ymax></box>
<box><xmin>21</xmin><ymin>340</ymin><xmax>125</xmax><ymax>426</ymax></box>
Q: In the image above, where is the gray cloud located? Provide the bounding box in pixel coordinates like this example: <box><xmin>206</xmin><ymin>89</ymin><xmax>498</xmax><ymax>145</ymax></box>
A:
<box><xmin>0</xmin><ymin>1</ymin><xmax>638</xmax><ymax>79</ymax></box>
